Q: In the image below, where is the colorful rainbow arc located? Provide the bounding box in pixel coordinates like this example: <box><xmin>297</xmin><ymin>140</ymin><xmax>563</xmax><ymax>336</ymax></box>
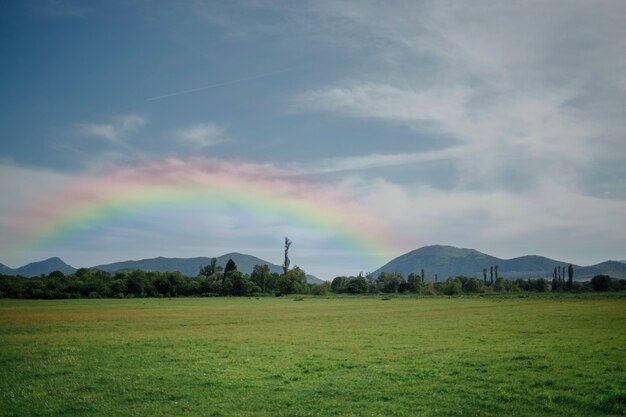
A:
<box><xmin>18</xmin><ymin>161</ymin><xmax>402</xmax><ymax>265</ymax></box>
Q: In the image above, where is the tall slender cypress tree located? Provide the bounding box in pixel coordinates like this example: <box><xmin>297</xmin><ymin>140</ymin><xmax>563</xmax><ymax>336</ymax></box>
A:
<box><xmin>283</xmin><ymin>237</ymin><xmax>292</xmax><ymax>275</ymax></box>
<box><xmin>567</xmin><ymin>264</ymin><xmax>574</xmax><ymax>290</ymax></box>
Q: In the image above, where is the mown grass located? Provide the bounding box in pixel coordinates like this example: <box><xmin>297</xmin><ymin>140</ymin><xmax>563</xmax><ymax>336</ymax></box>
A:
<box><xmin>1</xmin><ymin>295</ymin><xmax>625</xmax><ymax>416</ymax></box>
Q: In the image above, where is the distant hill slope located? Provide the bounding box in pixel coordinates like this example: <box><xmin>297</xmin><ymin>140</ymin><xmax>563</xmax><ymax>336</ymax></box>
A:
<box><xmin>0</xmin><ymin>263</ymin><xmax>15</xmax><ymax>275</ymax></box>
<box><xmin>373</xmin><ymin>245</ymin><xmax>626</xmax><ymax>280</ymax></box>
<box><xmin>1</xmin><ymin>253</ymin><xmax>322</xmax><ymax>283</ymax></box>
<box><xmin>91</xmin><ymin>253</ymin><xmax>323</xmax><ymax>284</ymax></box>
<box><xmin>4</xmin><ymin>257</ymin><xmax>77</xmax><ymax>277</ymax></box>
<box><xmin>372</xmin><ymin>245</ymin><xmax>500</xmax><ymax>280</ymax></box>
<box><xmin>576</xmin><ymin>261</ymin><xmax>626</xmax><ymax>279</ymax></box>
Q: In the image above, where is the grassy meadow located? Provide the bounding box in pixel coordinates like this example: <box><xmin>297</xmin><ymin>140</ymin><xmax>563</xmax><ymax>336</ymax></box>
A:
<box><xmin>1</xmin><ymin>295</ymin><xmax>625</xmax><ymax>416</ymax></box>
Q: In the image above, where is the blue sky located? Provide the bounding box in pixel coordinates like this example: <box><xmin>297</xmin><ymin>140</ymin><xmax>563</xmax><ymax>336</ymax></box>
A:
<box><xmin>1</xmin><ymin>0</ymin><xmax>625</xmax><ymax>279</ymax></box>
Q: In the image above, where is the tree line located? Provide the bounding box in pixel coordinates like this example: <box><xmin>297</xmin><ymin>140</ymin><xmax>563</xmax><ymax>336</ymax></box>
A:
<box><xmin>0</xmin><ymin>264</ymin><xmax>624</xmax><ymax>300</ymax></box>
<box><xmin>330</xmin><ymin>271</ymin><xmax>626</xmax><ymax>295</ymax></box>
<box><xmin>0</xmin><ymin>257</ymin><xmax>324</xmax><ymax>299</ymax></box>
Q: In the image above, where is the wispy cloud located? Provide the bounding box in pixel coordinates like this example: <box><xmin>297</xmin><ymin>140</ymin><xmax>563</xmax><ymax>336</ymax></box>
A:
<box><xmin>299</xmin><ymin>0</ymin><xmax>626</xmax><ymax>194</ymax></box>
<box><xmin>76</xmin><ymin>114</ymin><xmax>146</xmax><ymax>145</ymax></box>
<box><xmin>287</xmin><ymin>148</ymin><xmax>459</xmax><ymax>176</ymax></box>
<box><xmin>174</xmin><ymin>122</ymin><xmax>230</xmax><ymax>149</ymax></box>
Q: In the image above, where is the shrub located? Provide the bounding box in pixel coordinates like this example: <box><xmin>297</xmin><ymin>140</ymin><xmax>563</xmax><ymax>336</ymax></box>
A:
<box><xmin>591</xmin><ymin>275</ymin><xmax>612</xmax><ymax>292</ymax></box>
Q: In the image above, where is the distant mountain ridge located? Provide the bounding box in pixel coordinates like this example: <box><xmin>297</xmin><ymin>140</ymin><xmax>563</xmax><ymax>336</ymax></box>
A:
<box><xmin>1</xmin><ymin>253</ymin><xmax>322</xmax><ymax>284</ymax></box>
<box><xmin>0</xmin><ymin>257</ymin><xmax>77</xmax><ymax>277</ymax></box>
<box><xmin>2</xmin><ymin>246</ymin><xmax>623</xmax><ymax>282</ymax></box>
<box><xmin>373</xmin><ymin>245</ymin><xmax>626</xmax><ymax>280</ymax></box>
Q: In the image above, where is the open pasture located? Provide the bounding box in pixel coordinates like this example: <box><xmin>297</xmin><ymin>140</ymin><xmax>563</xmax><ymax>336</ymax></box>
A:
<box><xmin>1</xmin><ymin>295</ymin><xmax>625</xmax><ymax>416</ymax></box>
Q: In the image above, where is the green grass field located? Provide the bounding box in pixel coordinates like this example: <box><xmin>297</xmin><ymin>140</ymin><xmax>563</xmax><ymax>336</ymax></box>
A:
<box><xmin>1</xmin><ymin>295</ymin><xmax>625</xmax><ymax>416</ymax></box>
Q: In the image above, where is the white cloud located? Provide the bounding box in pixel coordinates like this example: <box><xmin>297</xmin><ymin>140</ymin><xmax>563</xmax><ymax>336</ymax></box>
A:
<box><xmin>174</xmin><ymin>122</ymin><xmax>229</xmax><ymax>148</ymax></box>
<box><xmin>76</xmin><ymin>113</ymin><xmax>146</xmax><ymax>144</ymax></box>
<box><xmin>299</xmin><ymin>0</ymin><xmax>626</xmax><ymax>193</ymax></box>
<box><xmin>290</xmin><ymin>0</ymin><xmax>626</xmax><ymax>263</ymax></box>
<box><xmin>77</xmin><ymin>123</ymin><xmax>118</xmax><ymax>142</ymax></box>
<box><xmin>287</xmin><ymin>148</ymin><xmax>459</xmax><ymax>176</ymax></box>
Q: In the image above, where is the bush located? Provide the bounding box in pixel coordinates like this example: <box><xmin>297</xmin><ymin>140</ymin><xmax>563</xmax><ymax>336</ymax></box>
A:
<box><xmin>309</xmin><ymin>282</ymin><xmax>330</xmax><ymax>295</ymax></box>
<box><xmin>463</xmin><ymin>278</ymin><xmax>484</xmax><ymax>293</ymax></box>
<box><xmin>441</xmin><ymin>280</ymin><xmax>462</xmax><ymax>295</ymax></box>
<box><xmin>591</xmin><ymin>275</ymin><xmax>612</xmax><ymax>292</ymax></box>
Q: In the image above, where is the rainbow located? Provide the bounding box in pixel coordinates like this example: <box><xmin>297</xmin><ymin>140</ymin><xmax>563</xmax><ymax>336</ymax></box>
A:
<box><xmin>16</xmin><ymin>158</ymin><xmax>403</xmax><ymax>264</ymax></box>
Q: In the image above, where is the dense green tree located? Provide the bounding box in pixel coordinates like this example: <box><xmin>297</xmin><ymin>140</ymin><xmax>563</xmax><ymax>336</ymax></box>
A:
<box><xmin>309</xmin><ymin>281</ymin><xmax>330</xmax><ymax>295</ymax></box>
<box><xmin>377</xmin><ymin>272</ymin><xmax>404</xmax><ymax>293</ymax></box>
<box><xmin>591</xmin><ymin>275</ymin><xmax>611</xmax><ymax>292</ymax></box>
<box><xmin>200</xmin><ymin>257</ymin><xmax>222</xmax><ymax>277</ymax></box>
<box><xmin>346</xmin><ymin>276</ymin><xmax>368</xmax><ymax>294</ymax></box>
<box><xmin>222</xmin><ymin>270</ymin><xmax>257</xmax><ymax>296</ymax></box>
<box><xmin>125</xmin><ymin>270</ymin><xmax>149</xmax><ymax>296</ymax></box>
<box><xmin>251</xmin><ymin>264</ymin><xmax>271</xmax><ymax>293</ymax></box>
<box><xmin>441</xmin><ymin>279</ymin><xmax>462</xmax><ymax>295</ymax></box>
<box><xmin>278</xmin><ymin>266</ymin><xmax>306</xmax><ymax>295</ymax></box>
<box><xmin>153</xmin><ymin>275</ymin><xmax>172</xmax><ymax>296</ymax></box>
<box><xmin>463</xmin><ymin>278</ymin><xmax>484</xmax><ymax>293</ymax></box>
<box><xmin>611</xmin><ymin>279</ymin><xmax>626</xmax><ymax>291</ymax></box>
<box><xmin>407</xmin><ymin>273</ymin><xmax>420</xmax><ymax>293</ymax></box>
<box><xmin>331</xmin><ymin>276</ymin><xmax>349</xmax><ymax>293</ymax></box>
<box><xmin>223</xmin><ymin>259</ymin><xmax>237</xmax><ymax>280</ymax></box>
<box><xmin>47</xmin><ymin>270</ymin><xmax>65</xmax><ymax>279</ymax></box>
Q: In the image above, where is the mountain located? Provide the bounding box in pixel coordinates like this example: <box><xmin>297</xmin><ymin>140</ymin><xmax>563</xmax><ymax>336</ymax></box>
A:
<box><xmin>91</xmin><ymin>253</ymin><xmax>323</xmax><ymax>284</ymax></box>
<box><xmin>576</xmin><ymin>261</ymin><xmax>626</xmax><ymax>279</ymax></box>
<box><xmin>11</xmin><ymin>257</ymin><xmax>77</xmax><ymax>277</ymax></box>
<box><xmin>373</xmin><ymin>245</ymin><xmax>500</xmax><ymax>280</ymax></box>
<box><xmin>0</xmin><ymin>262</ymin><xmax>15</xmax><ymax>275</ymax></box>
<box><xmin>373</xmin><ymin>245</ymin><xmax>626</xmax><ymax>280</ymax></box>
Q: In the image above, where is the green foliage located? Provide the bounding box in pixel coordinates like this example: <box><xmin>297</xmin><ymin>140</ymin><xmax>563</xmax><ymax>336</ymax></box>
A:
<box><xmin>331</xmin><ymin>276</ymin><xmax>349</xmax><ymax>293</ymax></box>
<box><xmin>463</xmin><ymin>277</ymin><xmax>485</xmax><ymax>293</ymax></box>
<box><xmin>199</xmin><ymin>257</ymin><xmax>222</xmax><ymax>277</ymax></box>
<box><xmin>346</xmin><ymin>276</ymin><xmax>368</xmax><ymax>294</ymax></box>
<box><xmin>406</xmin><ymin>273</ymin><xmax>423</xmax><ymax>294</ymax></box>
<box><xmin>0</xmin><ymin>265</ymin><xmax>622</xmax><ymax>300</ymax></box>
<box><xmin>309</xmin><ymin>281</ymin><xmax>330</xmax><ymax>295</ymax></box>
<box><xmin>223</xmin><ymin>258</ymin><xmax>238</xmax><ymax>278</ymax></box>
<box><xmin>250</xmin><ymin>264</ymin><xmax>271</xmax><ymax>293</ymax></box>
<box><xmin>567</xmin><ymin>264</ymin><xmax>574</xmax><ymax>290</ymax></box>
<box><xmin>591</xmin><ymin>275</ymin><xmax>612</xmax><ymax>292</ymax></box>
<box><xmin>277</xmin><ymin>266</ymin><xmax>307</xmax><ymax>295</ymax></box>
<box><xmin>283</xmin><ymin>237</ymin><xmax>292</xmax><ymax>275</ymax></box>
<box><xmin>377</xmin><ymin>272</ymin><xmax>405</xmax><ymax>293</ymax></box>
<box><xmin>440</xmin><ymin>279</ymin><xmax>463</xmax><ymax>295</ymax></box>
<box><xmin>222</xmin><ymin>270</ymin><xmax>258</xmax><ymax>296</ymax></box>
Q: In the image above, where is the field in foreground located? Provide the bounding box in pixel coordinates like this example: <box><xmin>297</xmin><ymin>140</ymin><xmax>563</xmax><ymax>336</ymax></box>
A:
<box><xmin>1</xmin><ymin>295</ymin><xmax>625</xmax><ymax>417</ymax></box>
